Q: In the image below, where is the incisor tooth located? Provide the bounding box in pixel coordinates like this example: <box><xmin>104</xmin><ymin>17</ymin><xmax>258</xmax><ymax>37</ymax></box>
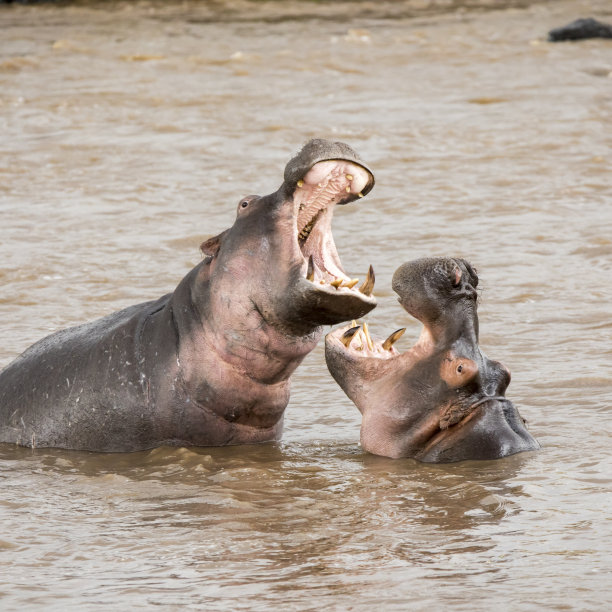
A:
<box><xmin>382</xmin><ymin>328</ymin><xmax>406</xmax><ymax>351</ymax></box>
<box><xmin>346</xmin><ymin>174</ymin><xmax>353</xmax><ymax>181</ymax></box>
<box><xmin>344</xmin><ymin>278</ymin><xmax>359</xmax><ymax>289</ymax></box>
<box><xmin>340</xmin><ymin>326</ymin><xmax>361</xmax><ymax>348</ymax></box>
<box><xmin>359</xmin><ymin>265</ymin><xmax>375</xmax><ymax>296</ymax></box>
<box><xmin>358</xmin><ymin>192</ymin><xmax>364</xmax><ymax>198</ymax></box>
<box><xmin>345</xmin><ymin>186</ymin><xmax>351</xmax><ymax>193</ymax></box>
<box><xmin>297</xmin><ymin>180</ymin><xmax>304</xmax><ymax>188</ymax></box>
<box><xmin>306</xmin><ymin>255</ymin><xmax>315</xmax><ymax>282</ymax></box>
<box><xmin>330</xmin><ymin>278</ymin><xmax>343</xmax><ymax>289</ymax></box>
<box><xmin>362</xmin><ymin>322</ymin><xmax>374</xmax><ymax>351</ymax></box>
<box><xmin>351</xmin><ymin>320</ymin><xmax>358</xmax><ymax>328</ymax></box>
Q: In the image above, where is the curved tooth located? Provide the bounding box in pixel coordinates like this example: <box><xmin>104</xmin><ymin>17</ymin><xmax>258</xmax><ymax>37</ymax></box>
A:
<box><xmin>359</xmin><ymin>265</ymin><xmax>375</xmax><ymax>296</ymax></box>
<box><xmin>340</xmin><ymin>326</ymin><xmax>361</xmax><ymax>348</ymax></box>
<box><xmin>362</xmin><ymin>322</ymin><xmax>374</xmax><ymax>351</ymax></box>
<box><xmin>382</xmin><ymin>328</ymin><xmax>406</xmax><ymax>351</ymax></box>
<box><xmin>330</xmin><ymin>278</ymin><xmax>343</xmax><ymax>289</ymax></box>
<box><xmin>354</xmin><ymin>330</ymin><xmax>363</xmax><ymax>350</ymax></box>
<box><xmin>343</xmin><ymin>278</ymin><xmax>359</xmax><ymax>289</ymax></box>
<box><xmin>306</xmin><ymin>255</ymin><xmax>315</xmax><ymax>281</ymax></box>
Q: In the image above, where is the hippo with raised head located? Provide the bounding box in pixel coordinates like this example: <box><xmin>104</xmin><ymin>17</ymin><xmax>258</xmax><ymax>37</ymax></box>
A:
<box><xmin>0</xmin><ymin>139</ymin><xmax>376</xmax><ymax>451</ymax></box>
<box><xmin>325</xmin><ymin>257</ymin><xmax>539</xmax><ymax>463</ymax></box>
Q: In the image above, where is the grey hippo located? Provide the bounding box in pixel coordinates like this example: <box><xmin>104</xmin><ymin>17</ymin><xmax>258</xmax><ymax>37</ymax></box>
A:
<box><xmin>0</xmin><ymin>139</ymin><xmax>376</xmax><ymax>451</ymax></box>
<box><xmin>325</xmin><ymin>258</ymin><xmax>539</xmax><ymax>463</ymax></box>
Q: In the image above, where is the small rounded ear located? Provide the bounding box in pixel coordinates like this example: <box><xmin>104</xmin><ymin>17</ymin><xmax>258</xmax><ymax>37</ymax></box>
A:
<box><xmin>451</xmin><ymin>265</ymin><xmax>462</xmax><ymax>287</ymax></box>
<box><xmin>200</xmin><ymin>230</ymin><xmax>228</xmax><ymax>258</ymax></box>
<box><xmin>458</xmin><ymin>259</ymin><xmax>478</xmax><ymax>288</ymax></box>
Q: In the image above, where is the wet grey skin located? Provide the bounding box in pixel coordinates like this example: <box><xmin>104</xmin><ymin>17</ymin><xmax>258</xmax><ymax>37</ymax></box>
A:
<box><xmin>325</xmin><ymin>258</ymin><xmax>540</xmax><ymax>463</ymax></box>
<box><xmin>0</xmin><ymin>139</ymin><xmax>376</xmax><ymax>452</ymax></box>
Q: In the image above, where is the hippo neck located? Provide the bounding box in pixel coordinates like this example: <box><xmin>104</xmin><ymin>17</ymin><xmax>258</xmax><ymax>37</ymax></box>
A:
<box><xmin>173</xmin><ymin>260</ymin><xmax>321</xmax><ymax>392</ymax></box>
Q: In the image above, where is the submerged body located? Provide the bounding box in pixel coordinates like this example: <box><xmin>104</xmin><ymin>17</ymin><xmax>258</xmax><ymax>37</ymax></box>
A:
<box><xmin>325</xmin><ymin>258</ymin><xmax>539</xmax><ymax>463</ymax></box>
<box><xmin>0</xmin><ymin>139</ymin><xmax>377</xmax><ymax>451</ymax></box>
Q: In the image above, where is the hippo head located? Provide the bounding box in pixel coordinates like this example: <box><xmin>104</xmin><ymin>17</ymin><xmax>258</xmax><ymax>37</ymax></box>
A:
<box><xmin>325</xmin><ymin>258</ymin><xmax>539</xmax><ymax>463</ymax></box>
<box><xmin>192</xmin><ymin>140</ymin><xmax>375</xmax><ymax>382</ymax></box>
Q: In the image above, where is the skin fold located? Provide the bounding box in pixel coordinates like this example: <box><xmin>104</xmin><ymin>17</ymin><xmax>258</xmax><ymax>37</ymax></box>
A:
<box><xmin>325</xmin><ymin>257</ymin><xmax>540</xmax><ymax>463</ymax></box>
<box><xmin>0</xmin><ymin>139</ymin><xmax>377</xmax><ymax>452</ymax></box>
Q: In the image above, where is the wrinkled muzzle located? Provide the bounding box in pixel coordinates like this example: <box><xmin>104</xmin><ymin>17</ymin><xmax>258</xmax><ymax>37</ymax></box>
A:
<box><xmin>416</xmin><ymin>398</ymin><xmax>540</xmax><ymax>463</ymax></box>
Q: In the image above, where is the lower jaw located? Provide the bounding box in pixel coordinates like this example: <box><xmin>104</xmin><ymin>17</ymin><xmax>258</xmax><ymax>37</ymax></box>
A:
<box><xmin>285</xmin><ymin>277</ymin><xmax>377</xmax><ymax>328</ymax></box>
<box><xmin>415</xmin><ymin>404</ymin><xmax>539</xmax><ymax>463</ymax></box>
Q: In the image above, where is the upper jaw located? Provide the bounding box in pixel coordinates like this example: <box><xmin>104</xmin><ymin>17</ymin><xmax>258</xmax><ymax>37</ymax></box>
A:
<box><xmin>293</xmin><ymin>158</ymin><xmax>372</xmax><ymax>277</ymax></box>
<box><xmin>281</xmin><ymin>152</ymin><xmax>376</xmax><ymax>325</ymax></box>
<box><xmin>283</xmin><ymin>138</ymin><xmax>375</xmax><ymax>198</ymax></box>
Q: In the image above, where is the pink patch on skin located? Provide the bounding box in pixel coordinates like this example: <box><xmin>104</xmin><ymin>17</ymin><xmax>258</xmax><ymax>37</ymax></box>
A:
<box><xmin>439</xmin><ymin>352</ymin><xmax>478</xmax><ymax>388</ymax></box>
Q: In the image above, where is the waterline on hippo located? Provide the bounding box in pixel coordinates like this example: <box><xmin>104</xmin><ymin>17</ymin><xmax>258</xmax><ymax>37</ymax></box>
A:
<box><xmin>325</xmin><ymin>257</ymin><xmax>540</xmax><ymax>463</ymax></box>
<box><xmin>0</xmin><ymin>139</ymin><xmax>376</xmax><ymax>452</ymax></box>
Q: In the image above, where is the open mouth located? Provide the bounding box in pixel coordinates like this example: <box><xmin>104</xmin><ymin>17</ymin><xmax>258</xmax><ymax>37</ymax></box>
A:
<box><xmin>328</xmin><ymin>323</ymin><xmax>517</xmax><ymax>436</ymax></box>
<box><xmin>328</xmin><ymin>321</ymin><xmax>408</xmax><ymax>360</ymax></box>
<box><xmin>293</xmin><ymin>160</ymin><xmax>376</xmax><ymax>301</ymax></box>
<box><xmin>328</xmin><ymin>322</ymin><xmax>490</xmax><ymax>430</ymax></box>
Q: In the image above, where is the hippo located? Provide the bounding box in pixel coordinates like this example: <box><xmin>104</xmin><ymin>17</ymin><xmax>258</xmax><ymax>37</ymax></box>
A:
<box><xmin>548</xmin><ymin>18</ymin><xmax>612</xmax><ymax>41</ymax></box>
<box><xmin>325</xmin><ymin>257</ymin><xmax>539</xmax><ymax>463</ymax></box>
<box><xmin>0</xmin><ymin>139</ymin><xmax>376</xmax><ymax>451</ymax></box>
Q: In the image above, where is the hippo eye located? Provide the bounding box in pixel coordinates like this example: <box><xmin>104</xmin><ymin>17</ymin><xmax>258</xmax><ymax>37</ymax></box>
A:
<box><xmin>240</xmin><ymin>200</ymin><xmax>249</xmax><ymax>208</ymax></box>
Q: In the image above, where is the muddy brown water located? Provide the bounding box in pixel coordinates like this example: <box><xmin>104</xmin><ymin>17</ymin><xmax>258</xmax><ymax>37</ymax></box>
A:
<box><xmin>1</xmin><ymin>0</ymin><xmax>611</xmax><ymax>609</ymax></box>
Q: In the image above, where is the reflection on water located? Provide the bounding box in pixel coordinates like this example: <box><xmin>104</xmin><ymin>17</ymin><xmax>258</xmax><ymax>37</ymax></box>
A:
<box><xmin>1</xmin><ymin>0</ymin><xmax>612</xmax><ymax>609</ymax></box>
<box><xmin>0</xmin><ymin>443</ymin><xmax>541</xmax><ymax>608</ymax></box>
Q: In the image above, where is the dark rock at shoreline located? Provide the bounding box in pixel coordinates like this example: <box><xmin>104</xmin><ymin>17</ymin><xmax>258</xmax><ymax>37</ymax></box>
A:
<box><xmin>549</xmin><ymin>18</ymin><xmax>612</xmax><ymax>41</ymax></box>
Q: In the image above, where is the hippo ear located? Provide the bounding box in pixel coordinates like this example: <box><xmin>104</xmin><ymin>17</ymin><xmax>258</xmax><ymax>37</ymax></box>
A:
<box><xmin>451</xmin><ymin>265</ymin><xmax>462</xmax><ymax>287</ymax></box>
<box><xmin>461</xmin><ymin>260</ymin><xmax>479</xmax><ymax>288</ymax></box>
<box><xmin>454</xmin><ymin>258</ymin><xmax>478</xmax><ymax>288</ymax></box>
<box><xmin>200</xmin><ymin>230</ymin><xmax>228</xmax><ymax>258</ymax></box>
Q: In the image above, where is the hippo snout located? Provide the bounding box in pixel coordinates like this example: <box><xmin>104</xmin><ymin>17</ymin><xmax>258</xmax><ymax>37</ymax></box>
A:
<box><xmin>324</xmin><ymin>257</ymin><xmax>540</xmax><ymax>462</ymax></box>
<box><xmin>478</xmin><ymin>358</ymin><xmax>511</xmax><ymax>397</ymax></box>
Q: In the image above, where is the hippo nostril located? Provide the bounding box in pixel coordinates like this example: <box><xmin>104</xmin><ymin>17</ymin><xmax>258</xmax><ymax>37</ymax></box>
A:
<box><xmin>484</xmin><ymin>383</ymin><xmax>498</xmax><ymax>396</ymax></box>
<box><xmin>486</xmin><ymin>360</ymin><xmax>511</xmax><ymax>395</ymax></box>
<box><xmin>457</xmin><ymin>365</ymin><xmax>463</xmax><ymax>373</ymax></box>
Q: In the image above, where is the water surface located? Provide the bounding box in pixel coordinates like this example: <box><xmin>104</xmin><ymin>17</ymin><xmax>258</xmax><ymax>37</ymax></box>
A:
<box><xmin>1</xmin><ymin>0</ymin><xmax>611</xmax><ymax>609</ymax></box>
